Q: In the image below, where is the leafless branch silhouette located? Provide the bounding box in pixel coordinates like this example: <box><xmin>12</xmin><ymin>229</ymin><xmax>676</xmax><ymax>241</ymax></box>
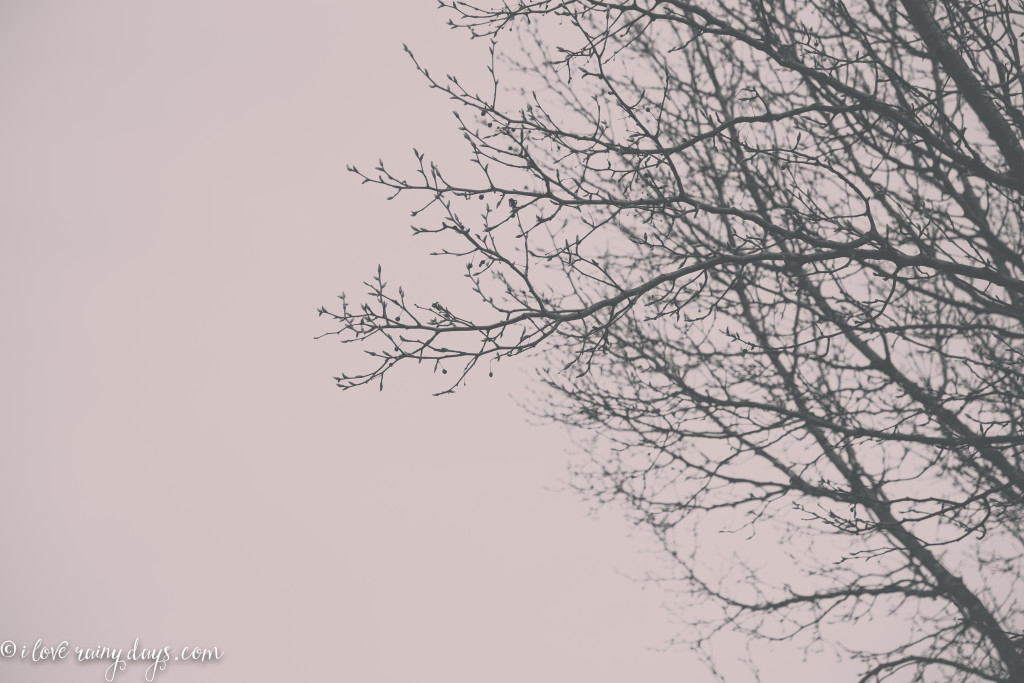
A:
<box><xmin>322</xmin><ymin>1</ymin><xmax>1024</xmax><ymax>679</ymax></box>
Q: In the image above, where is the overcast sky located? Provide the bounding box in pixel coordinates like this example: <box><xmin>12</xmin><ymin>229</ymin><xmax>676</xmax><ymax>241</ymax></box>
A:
<box><xmin>0</xmin><ymin>2</ymin><xmax>706</xmax><ymax>682</ymax></box>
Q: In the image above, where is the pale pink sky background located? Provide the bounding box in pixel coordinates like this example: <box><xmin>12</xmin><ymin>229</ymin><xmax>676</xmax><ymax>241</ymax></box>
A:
<box><xmin>0</xmin><ymin>2</ymin><xmax>718</xmax><ymax>682</ymax></box>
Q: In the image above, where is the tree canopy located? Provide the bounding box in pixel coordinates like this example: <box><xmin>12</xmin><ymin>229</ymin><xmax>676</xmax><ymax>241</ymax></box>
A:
<box><xmin>321</xmin><ymin>1</ymin><xmax>1024</xmax><ymax>680</ymax></box>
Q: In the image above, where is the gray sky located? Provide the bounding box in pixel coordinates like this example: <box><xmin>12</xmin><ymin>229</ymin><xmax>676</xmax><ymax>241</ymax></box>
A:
<box><xmin>0</xmin><ymin>2</ymin><xmax>701</xmax><ymax>681</ymax></box>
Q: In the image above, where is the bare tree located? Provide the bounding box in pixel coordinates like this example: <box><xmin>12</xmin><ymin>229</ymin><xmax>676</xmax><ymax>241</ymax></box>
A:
<box><xmin>320</xmin><ymin>0</ymin><xmax>1024</xmax><ymax>680</ymax></box>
